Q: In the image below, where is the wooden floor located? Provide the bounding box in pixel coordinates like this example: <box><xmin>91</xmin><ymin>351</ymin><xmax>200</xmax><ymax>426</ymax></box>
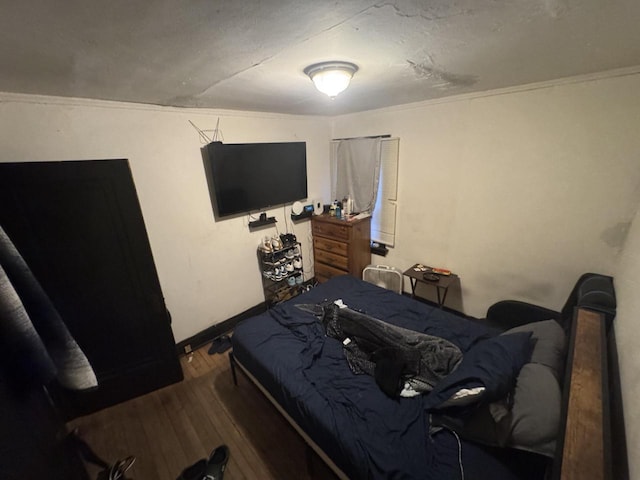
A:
<box><xmin>69</xmin><ymin>344</ymin><xmax>338</xmax><ymax>480</ymax></box>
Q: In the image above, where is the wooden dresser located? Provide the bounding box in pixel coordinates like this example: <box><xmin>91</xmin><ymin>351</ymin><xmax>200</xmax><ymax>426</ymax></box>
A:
<box><xmin>312</xmin><ymin>214</ymin><xmax>371</xmax><ymax>283</ymax></box>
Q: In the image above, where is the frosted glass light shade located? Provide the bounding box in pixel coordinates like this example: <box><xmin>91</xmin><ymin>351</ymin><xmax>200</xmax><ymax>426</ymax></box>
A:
<box><xmin>304</xmin><ymin>61</ymin><xmax>358</xmax><ymax>98</ymax></box>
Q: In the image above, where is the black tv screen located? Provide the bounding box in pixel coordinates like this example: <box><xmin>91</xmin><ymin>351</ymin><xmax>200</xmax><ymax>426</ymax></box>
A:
<box><xmin>203</xmin><ymin>141</ymin><xmax>308</xmax><ymax>218</ymax></box>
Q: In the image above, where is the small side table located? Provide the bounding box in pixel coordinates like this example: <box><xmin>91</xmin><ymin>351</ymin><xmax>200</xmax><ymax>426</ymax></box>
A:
<box><xmin>403</xmin><ymin>264</ymin><xmax>460</xmax><ymax>308</ymax></box>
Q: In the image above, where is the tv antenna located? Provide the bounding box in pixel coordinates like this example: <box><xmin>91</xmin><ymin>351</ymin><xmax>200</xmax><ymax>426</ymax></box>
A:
<box><xmin>189</xmin><ymin>117</ymin><xmax>224</xmax><ymax>144</ymax></box>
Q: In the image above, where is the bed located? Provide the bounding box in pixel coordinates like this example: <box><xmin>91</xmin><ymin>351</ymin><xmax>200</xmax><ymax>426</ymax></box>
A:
<box><xmin>229</xmin><ymin>274</ymin><xmax>618</xmax><ymax>480</ymax></box>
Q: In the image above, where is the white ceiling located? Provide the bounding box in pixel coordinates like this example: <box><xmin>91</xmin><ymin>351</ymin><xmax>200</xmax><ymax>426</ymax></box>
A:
<box><xmin>1</xmin><ymin>0</ymin><xmax>639</xmax><ymax>115</ymax></box>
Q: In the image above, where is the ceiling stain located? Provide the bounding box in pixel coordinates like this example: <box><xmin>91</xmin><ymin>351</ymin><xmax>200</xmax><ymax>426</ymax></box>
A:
<box><xmin>407</xmin><ymin>59</ymin><xmax>478</xmax><ymax>89</ymax></box>
<box><xmin>373</xmin><ymin>2</ymin><xmax>473</xmax><ymax>22</ymax></box>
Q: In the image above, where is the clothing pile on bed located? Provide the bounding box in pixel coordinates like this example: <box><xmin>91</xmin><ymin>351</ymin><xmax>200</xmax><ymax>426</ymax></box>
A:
<box><xmin>308</xmin><ymin>300</ymin><xmax>463</xmax><ymax>397</ymax></box>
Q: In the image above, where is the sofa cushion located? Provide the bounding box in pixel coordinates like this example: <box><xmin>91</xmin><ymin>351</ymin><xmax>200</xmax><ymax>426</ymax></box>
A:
<box><xmin>503</xmin><ymin>319</ymin><xmax>566</xmax><ymax>381</ymax></box>
<box><xmin>490</xmin><ymin>363</ymin><xmax>562</xmax><ymax>457</ymax></box>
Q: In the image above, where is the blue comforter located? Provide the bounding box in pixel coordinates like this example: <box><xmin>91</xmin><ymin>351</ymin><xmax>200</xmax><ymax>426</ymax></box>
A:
<box><xmin>232</xmin><ymin>275</ymin><xmax>534</xmax><ymax>480</ymax></box>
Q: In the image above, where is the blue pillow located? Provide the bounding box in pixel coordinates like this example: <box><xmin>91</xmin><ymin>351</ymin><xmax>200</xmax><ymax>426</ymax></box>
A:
<box><xmin>424</xmin><ymin>332</ymin><xmax>533</xmax><ymax>411</ymax></box>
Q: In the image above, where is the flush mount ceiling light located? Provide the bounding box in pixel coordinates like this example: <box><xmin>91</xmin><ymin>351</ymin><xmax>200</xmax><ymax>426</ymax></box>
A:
<box><xmin>304</xmin><ymin>61</ymin><xmax>358</xmax><ymax>98</ymax></box>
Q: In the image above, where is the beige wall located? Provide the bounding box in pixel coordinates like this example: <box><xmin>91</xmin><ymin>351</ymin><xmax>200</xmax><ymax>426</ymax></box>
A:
<box><xmin>0</xmin><ymin>94</ymin><xmax>331</xmax><ymax>342</ymax></box>
<box><xmin>614</xmin><ymin>203</ymin><xmax>640</xmax><ymax>480</ymax></box>
<box><xmin>332</xmin><ymin>74</ymin><xmax>640</xmax><ymax>318</ymax></box>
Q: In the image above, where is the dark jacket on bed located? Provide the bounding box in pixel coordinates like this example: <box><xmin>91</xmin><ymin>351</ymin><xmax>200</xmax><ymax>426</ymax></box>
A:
<box><xmin>320</xmin><ymin>302</ymin><xmax>463</xmax><ymax>397</ymax></box>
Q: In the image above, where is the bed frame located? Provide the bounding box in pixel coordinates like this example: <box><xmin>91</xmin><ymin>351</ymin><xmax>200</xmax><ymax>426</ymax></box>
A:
<box><xmin>229</xmin><ymin>305</ymin><xmax>624</xmax><ymax>480</ymax></box>
<box><xmin>229</xmin><ymin>352</ymin><xmax>349</xmax><ymax>480</ymax></box>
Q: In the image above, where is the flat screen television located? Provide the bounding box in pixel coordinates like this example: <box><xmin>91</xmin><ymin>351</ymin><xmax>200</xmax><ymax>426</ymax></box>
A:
<box><xmin>203</xmin><ymin>141</ymin><xmax>308</xmax><ymax>219</ymax></box>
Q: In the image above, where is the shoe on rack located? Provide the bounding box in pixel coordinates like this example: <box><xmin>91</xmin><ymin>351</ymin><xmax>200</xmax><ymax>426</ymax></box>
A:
<box><xmin>271</xmin><ymin>236</ymin><xmax>282</xmax><ymax>250</ymax></box>
<box><xmin>260</xmin><ymin>236</ymin><xmax>272</xmax><ymax>252</ymax></box>
<box><xmin>176</xmin><ymin>459</ymin><xmax>206</xmax><ymax>480</ymax></box>
<box><xmin>204</xmin><ymin>445</ymin><xmax>230</xmax><ymax>480</ymax></box>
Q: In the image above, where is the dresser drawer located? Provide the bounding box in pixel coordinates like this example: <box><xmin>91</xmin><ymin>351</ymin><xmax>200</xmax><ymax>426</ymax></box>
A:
<box><xmin>315</xmin><ymin>248</ymin><xmax>348</xmax><ymax>270</ymax></box>
<box><xmin>314</xmin><ymin>261</ymin><xmax>347</xmax><ymax>282</ymax></box>
<box><xmin>313</xmin><ymin>237</ymin><xmax>348</xmax><ymax>256</ymax></box>
<box><xmin>312</xmin><ymin>220</ymin><xmax>350</xmax><ymax>241</ymax></box>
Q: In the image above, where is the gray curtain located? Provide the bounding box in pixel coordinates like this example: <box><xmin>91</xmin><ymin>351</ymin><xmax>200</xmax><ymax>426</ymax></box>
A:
<box><xmin>0</xmin><ymin>225</ymin><xmax>97</xmax><ymax>390</ymax></box>
<box><xmin>334</xmin><ymin>137</ymin><xmax>382</xmax><ymax>213</ymax></box>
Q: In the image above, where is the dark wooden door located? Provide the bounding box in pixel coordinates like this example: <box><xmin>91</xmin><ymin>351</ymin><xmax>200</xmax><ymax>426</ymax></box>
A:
<box><xmin>0</xmin><ymin>159</ymin><xmax>182</xmax><ymax>418</ymax></box>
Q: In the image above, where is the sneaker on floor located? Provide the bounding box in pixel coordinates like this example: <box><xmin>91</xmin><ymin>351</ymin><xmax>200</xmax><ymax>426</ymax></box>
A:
<box><xmin>205</xmin><ymin>445</ymin><xmax>230</xmax><ymax>480</ymax></box>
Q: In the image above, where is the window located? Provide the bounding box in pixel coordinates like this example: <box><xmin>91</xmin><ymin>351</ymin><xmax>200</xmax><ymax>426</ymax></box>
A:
<box><xmin>330</xmin><ymin>137</ymin><xmax>399</xmax><ymax>246</ymax></box>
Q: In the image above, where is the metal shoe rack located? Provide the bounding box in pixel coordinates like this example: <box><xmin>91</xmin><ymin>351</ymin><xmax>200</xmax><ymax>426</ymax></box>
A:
<box><xmin>257</xmin><ymin>241</ymin><xmax>305</xmax><ymax>306</ymax></box>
